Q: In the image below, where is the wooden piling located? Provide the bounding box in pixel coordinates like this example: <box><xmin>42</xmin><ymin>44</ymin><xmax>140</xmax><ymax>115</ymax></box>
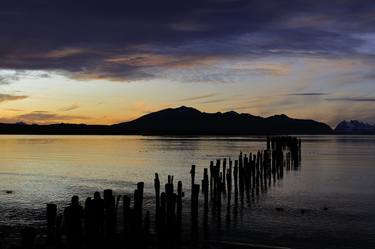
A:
<box><xmin>190</xmin><ymin>165</ymin><xmax>196</xmax><ymax>208</ymax></box>
<box><xmin>133</xmin><ymin>182</ymin><xmax>144</xmax><ymax>233</ymax></box>
<box><xmin>46</xmin><ymin>203</ymin><xmax>57</xmax><ymax>244</ymax></box>
<box><xmin>154</xmin><ymin>173</ymin><xmax>160</xmax><ymax>211</ymax></box>
<box><xmin>202</xmin><ymin>168</ymin><xmax>209</xmax><ymax>214</ymax></box>
<box><xmin>222</xmin><ymin>158</ymin><xmax>227</xmax><ymax>194</ymax></box>
<box><xmin>36</xmin><ymin>136</ymin><xmax>302</xmax><ymax>249</ymax></box>
<box><xmin>177</xmin><ymin>181</ymin><xmax>183</xmax><ymax>230</ymax></box>
<box><xmin>209</xmin><ymin>161</ymin><xmax>214</xmax><ymax>200</ymax></box>
<box><xmin>191</xmin><ymin>184</ymin><xmax>200</xmax><ymax>223</ymax></box>
<box><xmin>238</xmin><ymin>153</ymin><xmax>244</xmax><ymax>203</ymax></box>
<box><xmin>104</xmin><ymin>189</ymin><xmax>116</xmax><ymax>236</ymax></box>
<box><xmin>226</xmin><ymin>163</ymin><xmax>232</xmax><ymax>206</ymax></box>
<box><xmin>234</xmin><ymin>160</ymin><xmax>238</xmax><ymax>202</ymax></box>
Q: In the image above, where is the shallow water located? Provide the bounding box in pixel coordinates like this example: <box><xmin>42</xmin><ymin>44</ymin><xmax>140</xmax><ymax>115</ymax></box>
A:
<box><xmin>1</xmin><ymin>135</ymin><xmax>375</xmax><ymax>248</ymax></box>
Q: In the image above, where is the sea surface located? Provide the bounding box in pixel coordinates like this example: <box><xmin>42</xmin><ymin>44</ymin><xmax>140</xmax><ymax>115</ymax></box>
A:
<box><xmin>0</xmin><ymin>135</ymin><xmax>375</xmax><ymax>248</ymax></box>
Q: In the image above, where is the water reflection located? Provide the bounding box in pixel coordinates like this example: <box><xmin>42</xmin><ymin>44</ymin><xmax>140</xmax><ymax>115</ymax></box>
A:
<box><xmin>1</xmin><ymin>135</ymin><xmax>375</xmax><ymax>248</ymax></box>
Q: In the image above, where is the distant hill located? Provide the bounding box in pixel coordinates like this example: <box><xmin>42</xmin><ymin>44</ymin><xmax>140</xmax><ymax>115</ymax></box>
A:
<box><xmin>0</xmin><ymin>106</ymin><xmax>333</xmax><ymax>135</ymax></box>
<box><xmin>335</xmin><ymin>120</ymin><xmax>375</xmax><ymax>135</ymax></box>
<box><xmin>112</xmin><ymin>106</ymin><xmax>333</xmax><ymax>135</ymax></box>
<box><xmin>0</xmin><ymin>123</ymin><xmax>111</xmax><ymax>135</ymax></box>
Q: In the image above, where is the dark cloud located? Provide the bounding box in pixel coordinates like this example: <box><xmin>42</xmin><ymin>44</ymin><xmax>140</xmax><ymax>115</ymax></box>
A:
<box><xmin>0</xmin><ymin>93</ymin><xmax>28</xmax><ymax>103</ymax></box>
<box><xmin>0</xmin><ymin>0</ymin><xmax>375</xmax><ymax>82</ymax></box>
<box><xmin>287</xmin><ymin>92</ymin><xmax>329</xmax><ymax>96</ymax></box>
<box><xmin>16</xmin><ymin>111</ymin><xmax>91</xmax><ymax>123</ymax></box>
<box><xmin>60</xmin><ymin>103</ymin><xmax>80</xmax><ymax>112</ymax></box>
<box><xmin>199</xmin><ymin>98</ymin><xmax>231</xmax><ymax>104</ymax></box>
<box><xmin>178</xmin><ymin>94</ymin><xmax>216</xmax><ymax>102</ymax></box>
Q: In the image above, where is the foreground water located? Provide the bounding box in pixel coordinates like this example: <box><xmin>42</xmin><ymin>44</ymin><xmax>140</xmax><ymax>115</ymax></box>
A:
<box><xmin>1</xmin><ymin>135</ymin><xmax>375</xmax><ymax>248</ymax></box>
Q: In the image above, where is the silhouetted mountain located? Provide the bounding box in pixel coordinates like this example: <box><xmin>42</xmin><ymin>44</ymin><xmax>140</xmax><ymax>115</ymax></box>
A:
<box><xmin>112</xmin><ymin>106</ymin><xmax>333</xmax><ymax>135</ymax></box>
<box><xmin>0</xmin><ymin>106</ymin><xmax>333</xmax><ymax>135</ymax></box>
<box><xmin>335</xmin><ymin>120</ymin><xmax>375</xmax><ymax>135</ymax></box>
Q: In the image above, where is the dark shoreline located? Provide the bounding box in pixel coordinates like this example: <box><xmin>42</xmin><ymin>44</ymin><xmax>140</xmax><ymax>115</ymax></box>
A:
<box><xmin>0</xmin><ymin>106</ymin><xmax>336</xmax><ymax>136</ymax></box>
<box><xmin>0</xmin><ymin>124</ymin><xmax>334</xmax><ymax>136</ymax></box>
<box><xmin>0</xmin><ymin>132</ymin><xmax>372</xmax><ymax>136</ymax></box>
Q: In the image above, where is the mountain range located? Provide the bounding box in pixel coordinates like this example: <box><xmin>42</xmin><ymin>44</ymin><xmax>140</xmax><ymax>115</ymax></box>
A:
<box><xmin>112</xmin><ymin>106</ymin><xmax>332</xmax><ymax>135</ymax></box>
<box><xmin>0</xmin><ymin>106</ymin><xmax>336</xmax><ymax>135</ymax></box>
<box><xmin>334</xmin><ymin>120</ymin><xmax>375</xmax><ymax>135</ymax></box>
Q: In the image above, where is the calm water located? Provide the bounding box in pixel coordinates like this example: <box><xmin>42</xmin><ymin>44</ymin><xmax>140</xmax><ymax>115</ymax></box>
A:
<box><xmin>1</xmin><ymin>135</ymin><xmax>375</xmax><ymax>248</ymax></box>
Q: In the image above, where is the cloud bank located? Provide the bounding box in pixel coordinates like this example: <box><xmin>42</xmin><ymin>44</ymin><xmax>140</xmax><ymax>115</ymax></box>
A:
<box><xmin>0</xmin><ymin>0</ymin><xmax>374</xmax><ymax>83</ymax></box>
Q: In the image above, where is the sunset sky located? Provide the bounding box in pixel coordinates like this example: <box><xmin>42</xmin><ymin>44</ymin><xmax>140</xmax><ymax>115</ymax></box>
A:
<box><xmin>0</xmin><ymin>0</ymin><xmax>374</xmax><ymax>127</ymax></box>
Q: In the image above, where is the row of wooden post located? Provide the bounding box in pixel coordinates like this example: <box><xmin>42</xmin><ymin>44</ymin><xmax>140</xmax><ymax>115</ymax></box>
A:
<box><xmin>40</xmin><ymin>136</ymin><xmax>302</xmax><ymax>248</ymax></box>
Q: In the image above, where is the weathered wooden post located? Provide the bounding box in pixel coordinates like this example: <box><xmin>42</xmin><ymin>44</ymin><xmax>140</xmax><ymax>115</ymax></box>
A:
<box><xmin>226</xmin><ymin>166</ymin><xmax>232</xmax><ymax>206</ymax></box>
<box><xmin>84</xmin><ymin>197</ymin><xmax>93</xmax><ymax>243</ymax></box>
<box><xmin>298</xmin><ymin>138</ymin><xmax>302</xmax><ymax>162</ymax></box>
<box><xmin>263</xmin><ymin>150</ymin><xmax>269</xmax><ymax>189</ymax></box>
<box><xmin>56</xmin><ymin>214</ymin><xmax>62</xmax><ymax>244</ymax></box>
<box><xmin>177</xmin><ymin>181</ymin><xmax>183</xmax><ymax>230</ymax></box>
<box><xmin>46</xmin><ymin>203</ymin><xmax>57</xmax><ymax>244</ymax></box>
<box><xmin>159</xmin><ymin>192</ymin><xmax>167</xmax><ymax>233</ymax></box>
<box><xmin>238</xmin><ymin>153</ymin><xmax>245</xmax><ymax>203</ymax></box>
<box><xmin>222</xmin><ymin>158</ymin><xmax>227</xmax><ymax>194</ymax></box>
<box><xmin>217</xmin><ymin>172</ymin><xmax>222</xmax><ymax>208</ymax></box>
<box><xmin>104</xmin><ymin>189</ymin><xmax>116</xmax><ymax>237</ymax></box>
<box><xmin>259</xmin><ymin>151</ymin><xmax>264</xmax><ymax>192</ymax></box>
<box><xmin>165</xmin><ymin>175</ymin><xmax>176</xmax><ymax>231</ymax></box>
<box><xmin>190</xmin><ymin>165</ymin><xmax>196</xmax><ymax>205</ymax></box>
<box><xmin>209</xmin><ymin>161</ymin><xmax>214</xmax><ymax>200</ymax></box>
<box><xmin>244</xmin><ymin>154</ymin><xmax>251</xmax><ymax>201</ymax></box>
<box><xmin>137</xmin><ymin>182</ymin><xmax>144</xmax><ymax>217</ymax></box>
<box><xmin>213</xmin><ymin>159</ymin><xmax>221</xmax><ymax>204</ymax></box>
<box><xmin>234</xmin><ymin>160</ymin><xmax>238</xmax><ymax>202</ymax></box>
<box><xmin>154</xmin><ymin>173</ymin><xmax>160</xmax><ymax>210</ymax></box>
<box><xmin>133</xmin><ymin>182</ymin><xmax>144</xmax><ymax>233</ymax></box>
<box><xmin>154</xmin><ymin>173</ymin><xmax>161</xmax><ymax>231</ymax></box>
<box><xmin>202</xmin><ymin>168</ymin><xmax>209</xmax><ymax>214</ymax></box>
<box><xmin>256</xmin><ymin>152</ymin><xmax>260</xmax><ymax>196</ymax></box>
<box><xmin>191</xmin><ymin>184</ymin><xmax>200</xmax><ymax>224</ymax></box>
<box><xmin>251</xmin><ymin>154</ymin><xmax>256</xmax><ymax>197</ymax></box>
